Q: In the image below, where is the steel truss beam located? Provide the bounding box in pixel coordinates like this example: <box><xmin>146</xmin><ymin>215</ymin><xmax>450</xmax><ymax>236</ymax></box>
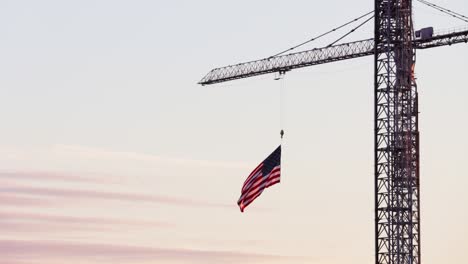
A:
<box><xmin>199</xmin><ymin>29</ymin><xmax>468</xmax><ymax>85</ymax></box>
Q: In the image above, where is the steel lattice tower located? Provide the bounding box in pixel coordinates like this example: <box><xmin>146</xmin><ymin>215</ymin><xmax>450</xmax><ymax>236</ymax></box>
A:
<box><xmin>374</xmin><ymin>0</ymin><xmax>421</xmax><ymax>263</ymax></box>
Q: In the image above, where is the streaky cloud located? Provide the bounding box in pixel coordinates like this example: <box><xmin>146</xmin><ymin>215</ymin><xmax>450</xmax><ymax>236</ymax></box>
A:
<box><xmin>0</xmin><ymin>194</ymin><xmax>53</xmax><ymax>207</ymax></box>
<box><xmin>55</xmin><ymin>144</ymin><xmax>250</xmax><ymax>169</ymax></box>
<box><xmin>0</xmin><ymin>185</ymin><xmax>231</xmax><ymax>208</ymax></box>
<box><xmin>0</xmin><ymin>239</ymin><xmax>302</xmax><ymax>264</ymax></box>
<box><xmin>0</xmin><ymin>211</ymin><xmax>172</xmax><ymax>229</ymax></box>
<box><xmin>0</xmin><ymin>170</ymin><xmax>111</xmax><ymax>184</ymax></box>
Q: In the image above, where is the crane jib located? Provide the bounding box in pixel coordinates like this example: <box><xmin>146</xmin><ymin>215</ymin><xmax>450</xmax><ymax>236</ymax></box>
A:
<box><xmin>199</xmin><ymin>29</ymin><xmax>468</xmax><ymax>86</ymax></box>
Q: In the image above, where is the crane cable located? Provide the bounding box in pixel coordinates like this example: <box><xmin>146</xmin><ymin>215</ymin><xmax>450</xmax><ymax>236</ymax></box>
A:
<box><xmin>416</xmin><ymin>0</ymin><xmax>468</xmax><ymax>23</ymax></box>
<box><xmin>279</xmin><ymin>74</ymin><xmax>285</xmax><ymax>141</ymax></box>
<box><xmin>269</xmin><ymin>10</ymin><xmax>374</xmax><ymax>58</ymax></box>
<box><xmin>326</xmin><ymin>15</ymin><xmax>374</xmax><ymax>47</ymax></box>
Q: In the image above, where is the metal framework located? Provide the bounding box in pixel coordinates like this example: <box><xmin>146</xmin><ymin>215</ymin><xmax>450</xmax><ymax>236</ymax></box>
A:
<box><xmin>415</xmin><ymin>29</ymin><xmax>468</xmax><ymax>49</ymax></box>
<box><xmin>374</xmin><ymin>0</ymin><xmax>420</xmax><ymax>263</ymax></box>
<box><xmin>199</xmin><ymin>28</ymin><xmax>468</xmax><ymax>85</ymax></box>
<box><xmin>199</xmin><ymin>2</ymin><xmax>468</xmax><ymax>264</ymax></box>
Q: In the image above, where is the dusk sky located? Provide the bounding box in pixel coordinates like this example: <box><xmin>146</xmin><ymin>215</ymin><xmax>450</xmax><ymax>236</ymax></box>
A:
<box><xmin>1</xmin><ymin>1</ymin><xmax>467</xmax><ymax>264</ymax></box>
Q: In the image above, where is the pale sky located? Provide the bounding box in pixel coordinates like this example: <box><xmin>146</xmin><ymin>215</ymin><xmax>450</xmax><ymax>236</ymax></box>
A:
<box><xmin>1</xmin><ymin>1</ymin><xmax>467</xmax><ymax>264</ymax></box>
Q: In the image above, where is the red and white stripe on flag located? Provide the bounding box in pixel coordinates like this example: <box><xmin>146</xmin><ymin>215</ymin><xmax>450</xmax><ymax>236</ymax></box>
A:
<box><xmin>237</xmin><ymin>145</ymin><xmax>281</xmax><ymax>212</ymax></box>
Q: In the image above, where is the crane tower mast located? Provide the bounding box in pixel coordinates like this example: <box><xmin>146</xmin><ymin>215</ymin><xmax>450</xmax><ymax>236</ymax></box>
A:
<box><xmin>374</xmin><ymin>0</ymin><xmax>420</xmax><ymax>263</ymax></box>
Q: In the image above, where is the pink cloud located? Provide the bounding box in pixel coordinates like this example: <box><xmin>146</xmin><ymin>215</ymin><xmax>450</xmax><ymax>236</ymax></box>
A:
<box><xmin>0</xmin><ymin>185</ymin><xmax>231</xmax><ymax>208</ymax></box>
<box><xmin>0</xmin><ymin>261</ymin><xmax>40</xmax><ymax>264</ymax></box>
<box><xmin>0</xmin><ymin>211</ymin><xmax>172</xmax><ymax>230</ymax></box>
<box><xmin>0</xmin><ymin>194</ymin><xmax>53</xmax><ymax>207</ymax></box>
<box><xmin>0</xmin><ymin>170</ymin><xmax>110</xmax><ymax>184</ymax></box>
<box><xmin>55</xmin><ymin>144</ymin><xmax>251</xmax><ymax>169</ymax></box>
<box><xmin>0</xmin><ymin>239</ymin><xmax>301</xmax><ymax>264</ymax></box>
<box><xmin>0</xmin><ymin>221</ymin><xmax>107</xmax><ymax>234</ymax></box>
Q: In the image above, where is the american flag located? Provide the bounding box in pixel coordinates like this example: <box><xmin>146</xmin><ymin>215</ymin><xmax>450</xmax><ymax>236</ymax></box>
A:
<box><xmin>237</xmin><ymin>145</ymin><xmax>281</xmax><ymax>212</ymax></box>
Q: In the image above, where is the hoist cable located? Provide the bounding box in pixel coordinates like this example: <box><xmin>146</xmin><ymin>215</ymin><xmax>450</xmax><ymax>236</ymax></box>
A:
<box><xmin>416</xmin><ymin>0</ymin><xmax>468</xmax><ymax>23</ymax></box>
<box><xmin>326</xmin><ymin>15</ymin><xmax>374</xmax><ymax>47</ymax></box>
<box><xmin>279</xmin><ymin>75</ymin><xmax>285</xmax><ymax>141</ymax></box>
<box><xmin>269</xmin><ymin>10</ymin><xmax>374</xmax><ymax>58</ymax></box>
<box><xmin>416</xmin><ymin>0</ymin><xmax>468</xmax><ymax>22</ymax></box>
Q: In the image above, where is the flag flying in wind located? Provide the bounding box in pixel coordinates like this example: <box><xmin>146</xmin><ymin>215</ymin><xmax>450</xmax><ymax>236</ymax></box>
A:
<box><xmin>237</xmin><ymin>145</ymin><xmax>281</xmax><ymax>212</ymax></box>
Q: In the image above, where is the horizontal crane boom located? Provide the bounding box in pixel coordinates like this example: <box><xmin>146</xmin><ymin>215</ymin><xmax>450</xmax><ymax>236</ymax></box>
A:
<box><xmin>200</xmin><ymin>28</ymin><xmax>468</xmax><ymax>85</ymax></box>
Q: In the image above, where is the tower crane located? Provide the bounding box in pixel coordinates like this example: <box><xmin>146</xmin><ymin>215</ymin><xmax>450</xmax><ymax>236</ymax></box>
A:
<box><xmin>199</xmin><ymin>1</ymin><xmax>468</xmax><ymax>263</ymax></box>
